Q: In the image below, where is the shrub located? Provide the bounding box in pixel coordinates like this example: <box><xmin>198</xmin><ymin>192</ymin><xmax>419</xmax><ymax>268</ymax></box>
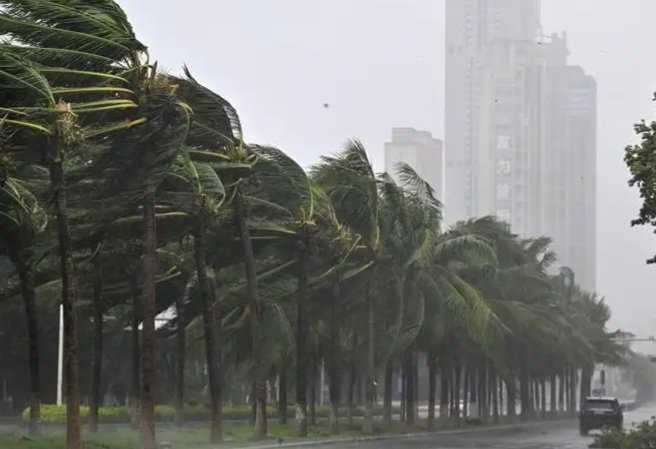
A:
<box><xmin>97</xmin><ymin>406</ymin><xmax>131</xmax><ymax>423</ymax></box>
<box><xmin>592</xmin><ymin>420</ymin><xmax>656</xmax><ymax>449</ymax></box>
<box><xmin>591</xmin><ymin>426</ymin><xmax>627</xmax><ymax>448</ymax></box>
<box><xmin>23</xmin><ymin>403</ymin><xmax>402</xmax><ymax>424</ymax></box>
<box><xmin>23</xmin><ymin>404</ymin><xmax>90</xmax><ymax>423</ymax></box>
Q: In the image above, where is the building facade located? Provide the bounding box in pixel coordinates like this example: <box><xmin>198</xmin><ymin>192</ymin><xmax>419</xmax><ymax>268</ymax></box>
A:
<box><xmin>384</xmin><ymin>127</ymin><xmax>444</xmax><ymax>202</ymax></box>
<box><xmin>444</xmin><ymin>0</ymin><xmax>597</xmax><ymax>290</ymax></box>
<box><xmin>541</xmin><ymin>61</ymin><xmax>597</xmax><ymax>290</ymax></box>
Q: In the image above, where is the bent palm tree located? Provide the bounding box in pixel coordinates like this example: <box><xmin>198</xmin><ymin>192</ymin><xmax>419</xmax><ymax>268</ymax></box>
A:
<box><xmin>0</xmin><ymin>166</ymin><xmax>47</xmax><ymax>435</ymax></box>
<box><xmin>311</xmin><ymin>140</ymin><xmax>380</xmax><ymax>433</ymax></box>
<box><xmin>0</xmin><ymin>2</ymin><xmax>151</xmax><ymax>446</ymax></box>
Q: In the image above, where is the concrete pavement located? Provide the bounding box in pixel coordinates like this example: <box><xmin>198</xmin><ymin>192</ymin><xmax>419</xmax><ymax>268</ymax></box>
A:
<box><xmin>303</xmin><ymin>405</ymin><xmax>656</xmax><ymax>449</ymax></box>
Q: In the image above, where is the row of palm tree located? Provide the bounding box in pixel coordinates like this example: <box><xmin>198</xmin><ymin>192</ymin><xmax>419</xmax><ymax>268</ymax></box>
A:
<box><xmin>0</xmin><ymin>1</ymin><xmax>624</xmax><ymax>449</ymax></box>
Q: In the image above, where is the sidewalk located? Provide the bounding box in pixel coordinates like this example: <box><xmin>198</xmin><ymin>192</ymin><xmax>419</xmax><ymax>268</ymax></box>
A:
<box><xmin>228</xmin><ymin>417</ymin><xmax>575</xmax><ymax>449</ymax></box>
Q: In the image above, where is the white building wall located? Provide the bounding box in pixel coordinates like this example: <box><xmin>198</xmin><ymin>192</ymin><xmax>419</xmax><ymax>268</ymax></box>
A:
<box><xmin>384</xmin><ymin>128</ymin><xmax>444</xmax><ymax>203</ymax></box>
<box><xmin>445</xmin><ymin>1</ymin><xmax>597</xmax><ymax>290</ymax></box>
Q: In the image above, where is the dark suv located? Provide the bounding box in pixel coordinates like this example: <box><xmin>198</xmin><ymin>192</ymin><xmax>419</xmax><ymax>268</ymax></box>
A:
<box><xmin>579</xmin><ymin>397</ymin><xmax>623</xmax><ymax>435</ymax></box>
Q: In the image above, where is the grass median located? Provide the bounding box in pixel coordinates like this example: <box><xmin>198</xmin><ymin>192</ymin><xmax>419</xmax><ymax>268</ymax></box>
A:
<box><xmin>0</xmin><ymin>420</ymin><xmax>428</xmax><ymax>449</ymax></box>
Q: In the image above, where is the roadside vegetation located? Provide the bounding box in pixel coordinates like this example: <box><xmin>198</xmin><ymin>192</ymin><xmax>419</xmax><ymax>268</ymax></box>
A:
<box><xmin>0</xmin><ymin>1</ymin><xmax>630</xmax><ymax>449</ymax></box>
<box><xmin>592</xmin><ymin>421</ymin><xmax>656</xmax><ymax>449</ymax></box>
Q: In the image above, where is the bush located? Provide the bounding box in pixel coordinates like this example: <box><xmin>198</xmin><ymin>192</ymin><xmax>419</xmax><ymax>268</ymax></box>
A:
<box><xmin>591</xmin><ymin>427</ymin><xmax>628</xmax><ymax>448</ymax></box>
<box><xmin>592</xmin><ymin>420</ymin><xmax>656</xmax><ymax>449</ymax></box>
<box><xmin>23</xmin><ymin>403</ymin><xmax>402</xmax><ymax>424</ymax></box>
<box><xmin>97</xmin><ymin>406</ymin><xmax>131</xmax><ymax>423</ymax></box>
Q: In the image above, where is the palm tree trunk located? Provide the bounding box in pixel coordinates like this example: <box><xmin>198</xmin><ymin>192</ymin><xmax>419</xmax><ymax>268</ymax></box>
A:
<box><xmin>329</xmin><ymin>279</ymin><xmax>341</xmax><ymax>434</ymax></box>
<box><xmin>412</xmin><ymin>354</ymin><xmax>419</xmax><ymax>421</ymax></box>
<box><xmin>357</xmin><ymin>376</ymin><xmax>363</xmax><ymax>406</ymax></box>
<box><xmin>14</xmin><ymin>253</ymin><xmax>40</xmax><ymax>436</ymax></box>
<box><xmin>427</xmin><ymin>356</ymin><xmax>437</xmax><ymax>429</ymax></box>
<box><xmin>439</xmin><ymin>360</ymin><xmax>449</xmax><ymax>420</ymax></box>
<box><xmin>308</xmin><ymin>352</ymin><xmax>317</xmax><ymax>427</ymax></box>
<box><xmin>278</xmin><ymin>365</ymin><xmax>287</xmax><ymax>424</ymax></box>
<box><xmin>48</xmin><ymin>159</ymin><xmax>81</xmax><ymax>449</ymax></box>
<box><xmin>498</xmin><ymin>377</ymin><xmax>504</xmax><ymax>419</ymax></box>
<box><xmin>550</xmin><ymin>374</ymin><xmax>557</xmax><ymax>417</ymax></box>
<box><xmin>383</xmin><ymin>360</ymin><xmax>393</xmax><ymax>427</ymax></box>
<box><xmin>404</xmin><ymin>350</ymin><xmax>416</xmax><ymax>426</ymax></box>
<box><xmin>454</xmin><ymin>363</ymin><xmax>462</xmax><ymax>421</ymax></box>
<box><xmin>559</xmin><ymin>370</ymin><xmax>565</xmax><ymax>412</ymax></box>
<box><xmin>363</xmin><ymin>284</ymin><xmax>375</xmax><ymax>434</ymax></box>
<box><xmin>413</xmin><ymin>356</ymin><xmax>419</xmax><ymax>420</ymax></box>
<box><xmin>174</xmin><ymin>284</ymin><xmax>186</xmax><ymax>427</ymax></box>
<box><xmin>250</xmin><ymin>381</ymin><xmax>256</xmax><ymax>426</ymax></box>
<box><xmin>235</xmin><ymin>193</ymin><xmax>267</xmax><ymax>439</ymax></box>
<box><xmin>477</xmin><ymin>363</ymin><xmax>486</xmax><ymax>422</ymax></box>
<box><xmin>505</xmin><ymin>377</ymin><xmax>516</xmax><ymax>419</ymax></box>
<box><xmin>194</xmin><ymin>228</ymin><xmax>223</xmax><ymax>443</ymax></box>
<box><xmin>580</xmin><ymin>364</ymin><xmax>593</xmax><ymax>408</ymax></box>
<box><xmin>520</xmin><ymin>369</ymin><xmax>530</xmax><ymax>421</ymax></box>
<box><xmin>448</xmin><ymin>369</ymin><xmax>454</xmax><ymax>418</ymax></box>
<box><xmin>462</xmin><ymin>366</ymin><xmax>469</xmax><ymax>418</ymax></box>
<box><xmin>564</xmin><ymin>369</ymin><xmax>570</xmax><ymax>412</ymax></box>
<box><xmin>491</xmin><ymin>370</ymin><xmax>499</xmax><ymax>423</ymax></box>
<box><xmin>400</xmin><ymin>358</ymin><xmax>407</xmax><ymax>423</ymax></box>
<box><xmin>469</xmin><ymin>365</ymin><xmax>478</xmax><ymax>419</ymax></box>
<box><xmin>90</xmin><ymin>263</ymin><xmax>103</xmax><ymax>434</ymax></box>
<box><xmin>295</xmin><ymin>248</ymin><xmax>310</xmax><ymax>437</ymax></box>
<box><xmin>540</xmin><ymin>377</ymin><xmax>547</xmax><ymax>419</ymax></box>
<box><xmin>347</xmin><ymin>335</ymin><xmax>357</xmax><ymax>426</ymax></box>
<box><xmin>569</xmin><ymin>366</ymin><xmax>578</xmax><ymax>416</ymax></box>
<box><xmin>130</xmin><ymin>277</ymin><xmax>141</xmax><ymax>428</ymax></box>
<box><xmin>532</xmin><ymin>379</ymin><xmax>538</xmax><ymax>418</ymax></box>
<box><xmin>140</xmin><ymin>193</ymin><xmax>157</xmax><ymax>449</ymax></box>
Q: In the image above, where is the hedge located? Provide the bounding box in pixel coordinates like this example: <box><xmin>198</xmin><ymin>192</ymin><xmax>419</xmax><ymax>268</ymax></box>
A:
<box><xmin>23</xmin><ymin>404</ymin><xmax>400</xmax><ymax>424</ymax></box>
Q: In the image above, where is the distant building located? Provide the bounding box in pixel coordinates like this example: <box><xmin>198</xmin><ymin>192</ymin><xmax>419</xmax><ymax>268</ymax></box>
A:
<box><xmin>444</xmin><ymin>0</ymin><xmax>597</xmax><ymax>290</ymax></box>
<box><xmin>541</xmin><ymin>59</ymin><xmax>597</xmax><ymax>291</ymax></box>
<box><xmin>384</xmin><ymin>128</ymin><xmax>444</xmax><ymax>202</ymax></box>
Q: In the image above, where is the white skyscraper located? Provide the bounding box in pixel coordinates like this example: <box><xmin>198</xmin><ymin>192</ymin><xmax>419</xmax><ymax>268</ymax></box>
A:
<box><xmin>445</xmin><ymin>1</ymin><xmax>597</xmax><ymax>290</ymax></box>
<box><xmin>384</xmin><ymin>128</ymin><xmax>444</xmax><ymax>202</ymax></box>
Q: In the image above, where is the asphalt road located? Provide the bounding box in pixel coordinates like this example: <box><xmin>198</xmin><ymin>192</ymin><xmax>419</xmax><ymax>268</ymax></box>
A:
<box><xmin>319</xmin><ymin>406</ymin><xmax>656</xmax><ymax>449</ymax></box>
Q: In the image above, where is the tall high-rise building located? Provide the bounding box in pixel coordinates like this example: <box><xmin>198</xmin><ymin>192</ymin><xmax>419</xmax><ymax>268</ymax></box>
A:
<box><xmin>445</xmin><ymin>1</ymin><xmax>597</xmax><ymax>290</ymax></box>
<box><xmin>384</xmin><ymin>128</ymin><xmax>444</xmax><ymax>202</ymax></box>
<box><xmin>541</xmin><ymin>57</ymin><xmax>597</xmax><ymax>290</ymax></box>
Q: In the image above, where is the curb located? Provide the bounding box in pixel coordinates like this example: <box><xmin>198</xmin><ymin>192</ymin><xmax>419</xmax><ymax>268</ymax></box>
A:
<box><xmin>234</xmin><ymin>419</ymin><xmax>574</xmax><ymax>449</ymax></box>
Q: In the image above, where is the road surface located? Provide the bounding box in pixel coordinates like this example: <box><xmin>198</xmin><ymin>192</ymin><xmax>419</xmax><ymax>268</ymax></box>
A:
<box><xmin>319</xmin><ymin>406</ymin><xmax>656</xmax><ymax>449</ymax></box>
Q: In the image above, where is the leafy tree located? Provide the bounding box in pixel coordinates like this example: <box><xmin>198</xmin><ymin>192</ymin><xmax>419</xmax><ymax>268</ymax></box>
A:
<box><xmin>625</xmin><ymin>99</ymin><xmax>656</xmax><ymax>264</ymax></box>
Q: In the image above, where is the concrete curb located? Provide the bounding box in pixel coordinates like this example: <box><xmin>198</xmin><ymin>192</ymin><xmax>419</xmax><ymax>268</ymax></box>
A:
<box><xmin>234</xmin><ymin>419</ymin><xmax>574</xmax><ymax>449</ymax></box>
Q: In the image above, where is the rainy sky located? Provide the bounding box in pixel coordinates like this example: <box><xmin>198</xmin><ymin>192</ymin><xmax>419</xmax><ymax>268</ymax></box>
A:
<box><xmin>118</xmin><ymin>0</ymin><xmax>656</xmax><ymax>343</ymax></box>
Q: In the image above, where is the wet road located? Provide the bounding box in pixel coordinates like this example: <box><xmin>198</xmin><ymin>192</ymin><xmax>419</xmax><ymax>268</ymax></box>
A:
<box><xmin>321</xmin><ymin>406</ymin><xmax>656</xmax><ymax>449</ymax></box>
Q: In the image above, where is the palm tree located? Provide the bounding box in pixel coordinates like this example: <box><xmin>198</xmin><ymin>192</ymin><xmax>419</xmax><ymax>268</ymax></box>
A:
<box><xmin>248</xmin><ymin>147</ymin><xmax>330</xmax><ymax>437</ymax></box>
<box><xmin>311</xmin><ymin>140</ymin><xmax>380</xmax><ymax>433</ymax></box>
<box><xmin>0</xmin><ymin>2</ymin><xmax>155</xmax><ymax>446</ymax></box>
<box><xmin>0</xmin><ymin>165</ymin><xmax>47</xmax><ymax>435</ymax></box>
<box><xmin>158</xmin><ymin>149</ymin><xmax>226</xmax><ymax>442</ymax></box>
<box><xmin>172</xmin><ymin>72</ymin><xmax>270</xmax><ymax>439</ymax></box>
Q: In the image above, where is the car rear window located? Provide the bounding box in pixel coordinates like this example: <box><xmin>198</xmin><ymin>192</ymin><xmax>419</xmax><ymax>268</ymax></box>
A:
<box><xmin>585</xmin><ymin>400</ymin><xmax>615</xmax><ymax>410</ymax></box>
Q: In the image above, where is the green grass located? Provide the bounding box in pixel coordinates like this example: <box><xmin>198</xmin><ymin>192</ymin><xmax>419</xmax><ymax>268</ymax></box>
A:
<box><xmin>23</xmin><ymin>405</ymin><xmax>402</xmax><ymax>424</ymax></box>
<box><xmin>0</xmin><ymin>420</ymin><xmax>427</xmax><ymax>449</ymax></box>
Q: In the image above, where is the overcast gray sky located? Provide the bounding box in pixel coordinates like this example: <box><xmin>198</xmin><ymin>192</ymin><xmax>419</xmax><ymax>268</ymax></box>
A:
<box><xmin>119</xmin><ymin>0</ymin><xmax>656</xmax><ymax>338</ymax></box>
